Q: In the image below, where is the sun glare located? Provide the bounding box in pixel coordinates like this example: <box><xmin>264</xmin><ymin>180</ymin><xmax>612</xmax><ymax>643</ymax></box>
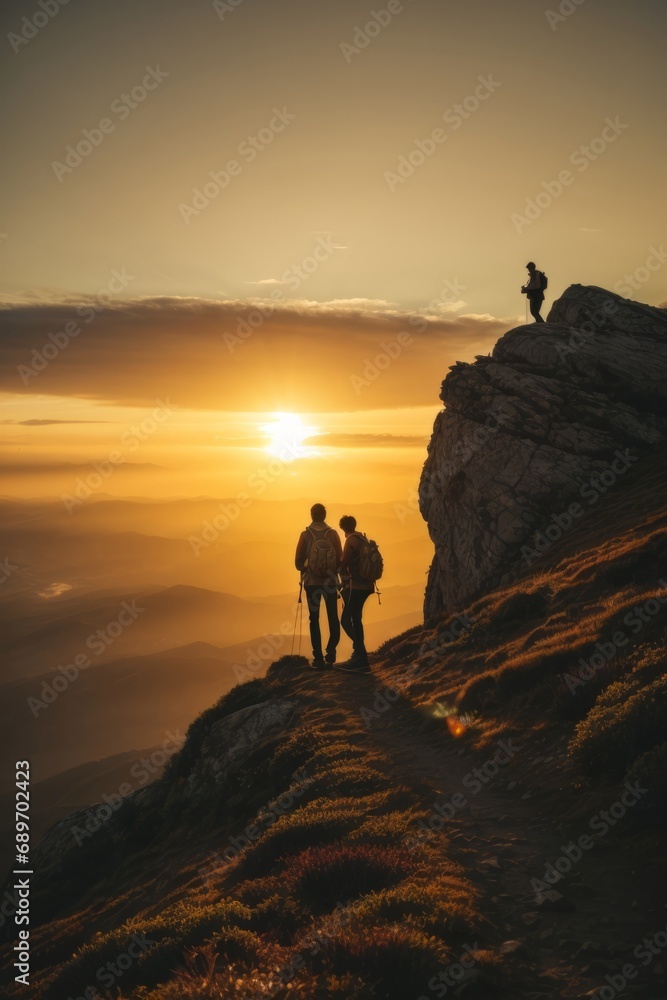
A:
<box><xmin>261</xmin><ymin>412</ymin><xmax>318</xmax><ymax>460</ymax></box>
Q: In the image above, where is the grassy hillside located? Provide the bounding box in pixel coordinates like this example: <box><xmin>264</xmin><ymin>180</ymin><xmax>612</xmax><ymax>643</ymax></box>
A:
<box><xmin>1</xmin><ymin>457</ymin><xmax>665</xmax><ymax>998</ymax></box>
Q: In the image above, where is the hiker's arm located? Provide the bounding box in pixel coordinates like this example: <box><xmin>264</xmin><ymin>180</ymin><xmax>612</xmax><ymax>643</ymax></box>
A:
<box><xmin>333</xmin><ymin>530</ymin><xmax>343</xmax><ymax>564</ymax></box>
<box><xmin>295</xmin><ymin>533</ymin><xmax>307</xmax><ymax>572</ymax></box>
<box><xmin>338</xmin><ymin>535</ymin><xmax>355</xmax><ymax>575</ymax></box>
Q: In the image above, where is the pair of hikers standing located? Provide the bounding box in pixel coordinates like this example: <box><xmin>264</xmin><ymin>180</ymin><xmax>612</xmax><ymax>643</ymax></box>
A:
<box><xmin>294</xmin><ymin>503</ymin><xmax>382</xmax><ymax>674</ymax></box>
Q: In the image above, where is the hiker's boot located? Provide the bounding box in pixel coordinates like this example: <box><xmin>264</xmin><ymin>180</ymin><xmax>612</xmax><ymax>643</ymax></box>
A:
<box><xmin>324</xmin><ymin>650</ymin><xmax>337</xmax><ymax>666</ymax></box>
<box><xmin>335</xmin><ymin>651</ymin><xmax>371</xmax><ymax>674</ymax></box>
<box><xmin>311</xmin><ymin>656</ymin><xmax>326</xmax><ymax>670</ymax></box>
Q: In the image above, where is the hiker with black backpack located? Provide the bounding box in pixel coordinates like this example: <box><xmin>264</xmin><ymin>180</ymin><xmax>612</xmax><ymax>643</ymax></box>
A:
<box><xmin>521</xmin><ymin>261</ymin><xmax>548</xmax><ymax>323</ymax></box>
<box><xmin>335</xmin><ymin>515</ymin><xmax>383</xmax><ymax>674</ymax></box>
<box><xmin>294</xmin><ymin>503</ymin><xmax>343</xmax><ymax>670</ymax></box>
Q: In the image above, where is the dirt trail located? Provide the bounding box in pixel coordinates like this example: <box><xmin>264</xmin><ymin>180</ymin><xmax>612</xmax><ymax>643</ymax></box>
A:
<box><xmin>298</xmin><ymin>666</ymin><xmax>664</xmax><ymax>1000</ymax></box>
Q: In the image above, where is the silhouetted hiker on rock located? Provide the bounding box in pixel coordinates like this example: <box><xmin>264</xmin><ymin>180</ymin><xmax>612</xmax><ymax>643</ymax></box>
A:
<box><xmin>295</xmin><ymin>503</ymin><xmax>342</xmax><ymax>670</ymax></box>
<box><xmin>521</xmin><ymin>261</ymin><xmax>548</xmax><ymax>323</ymax></box>
<box><xmin>335</xmin><ymin>515</ymin><xmax>383</xmax><ymax>674</ymax></box>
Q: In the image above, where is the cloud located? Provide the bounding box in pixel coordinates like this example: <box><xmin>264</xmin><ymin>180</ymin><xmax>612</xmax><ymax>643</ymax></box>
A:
<box><xmin>0</xmin><ymin>461</ymin><xmax>162</xmax><ymax>475</ymax></box>
<box><xmin>0</xmin><ymin>296</ymin><xmax>511</xmax><ymax>412</ymax></box>
<box><xmin>306</xmin><ymin>432</ymin><xmax>429</xmax><ymax>448</ymax></box>
<box><xmin>2</xmin><ymin>419</ymin><xmax>110</xmax><ymax>426</ymax></box>
<box><xmin>244</xmin><ymin>278</ymin><xmax>285</xmax><ymax>286</ymax></box>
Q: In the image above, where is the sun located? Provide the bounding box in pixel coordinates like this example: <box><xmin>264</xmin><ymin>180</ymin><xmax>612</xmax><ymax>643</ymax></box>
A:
<box><xmin>260</xmin><ymin>412</ymin><xmax>318</xmax><ymax>461</ymax></box>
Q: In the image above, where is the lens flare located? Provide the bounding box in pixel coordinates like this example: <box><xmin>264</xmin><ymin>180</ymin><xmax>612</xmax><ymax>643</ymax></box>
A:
<box><xmin>431</xmin><ymin>700</ymin><xmax>468</xmax><ymax>737</ymax></box>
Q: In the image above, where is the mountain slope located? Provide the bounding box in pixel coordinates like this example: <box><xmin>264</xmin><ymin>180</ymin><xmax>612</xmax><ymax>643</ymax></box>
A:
<box><xmin>2</xmin><ymin>287</ymin><xmax>666</xmax><ymax>999</ymax></box>
<box><xmin>6</xmin><ymin>417</ymin><xmax>665</xmax><ymax>999</ymax></box>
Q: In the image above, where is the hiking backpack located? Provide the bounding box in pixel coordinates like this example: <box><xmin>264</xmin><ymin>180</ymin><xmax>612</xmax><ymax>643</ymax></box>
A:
<box><xmin>306</xmin><ymin>527</ymin><xmax>338</xmax><ymax>578</ymax></box>
<box><xmin>538</xmin><ymin>271</ymin><xmax>549</xmax><ymax>291</ymax></box>
<box><xmin>356</xmin><ymin>533</ymin><xmax>384</xmax><ymax>583</ymax></box>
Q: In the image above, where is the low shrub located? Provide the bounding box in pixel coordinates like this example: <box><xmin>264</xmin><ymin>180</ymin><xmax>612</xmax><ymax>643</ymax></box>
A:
<box><xmin>54</xmin><ymin>900</ymin><xmax>258</xmax><ymax>995</ymax></box>
<box><xmin>569</xmin><ymin>668</ymin><xmax>667</xmax><ymax>777</ymax></box>
<box><xmin>349</xmin><ymin>879</ymin><xmax>479</xmax><ymax>938</ymax></box>
<box><xmin>312</xmin><ymin>924</ymin><xmax>449</xmax><ymax>998</ymax></box>
<box><xmin>284</xmin><ymin>843</ymin><xmax>416</xmax><ymax>913</ymax></box>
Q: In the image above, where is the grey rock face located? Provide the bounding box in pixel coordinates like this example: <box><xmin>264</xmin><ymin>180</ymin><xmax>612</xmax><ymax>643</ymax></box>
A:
<box><xmin>420</xmin><ymin>285</ymin><xmax>667</xmax><ymax>620</ymax></box>
<box><xmin>185</xmin><ymin>698</ymin><xmax>297</xmax><ymax>804</ymax></box>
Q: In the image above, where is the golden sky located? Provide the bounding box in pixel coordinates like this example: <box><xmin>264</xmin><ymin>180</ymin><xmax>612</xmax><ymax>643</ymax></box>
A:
<box><xmin>1</xmin><ymin>0</ymin><xmax>665</xmax><ymax>502</ymax></box>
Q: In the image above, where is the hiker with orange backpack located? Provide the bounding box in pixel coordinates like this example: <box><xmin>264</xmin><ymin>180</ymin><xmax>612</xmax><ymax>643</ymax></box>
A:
<box><xmin>335</xmin><ymin>515</ymin><xmax>383</xmax><ymax>674</ymax></box>
<box><xmin>294</xmin><ymin>503</ymin><xmax>342</xmax><ymax>670</ymax></box>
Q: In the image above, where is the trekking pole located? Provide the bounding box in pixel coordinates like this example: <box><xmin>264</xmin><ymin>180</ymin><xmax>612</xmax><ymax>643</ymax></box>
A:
<box><xmin>374</xmin><ymin>582</ymin><xmax>382</xmax><ymax>606</ymax></box>
<box><xmin>291</xmin><ymin>577</ymin><xmax>303</xmax><ymax>656</ymax></box>
<box><xmin>297</xmin><ymin>593</ymin><xmax>303</xmax><ymax>656</ymax></box>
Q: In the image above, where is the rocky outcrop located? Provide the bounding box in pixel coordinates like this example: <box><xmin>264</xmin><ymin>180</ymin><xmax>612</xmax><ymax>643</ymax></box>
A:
<box><xmin>420</xmin><ymin>285</ymin><xmax>667</xmax><ymax>620</ymax></box>
<box><xmin>30</xmin><ymin>698</ymin><xmax>297</xmax><ymax>884</ymax></box>
<box><xmin>184</xmin><ymin>698</ymin><xmax>297</xmax><ymax>805</ymax></box>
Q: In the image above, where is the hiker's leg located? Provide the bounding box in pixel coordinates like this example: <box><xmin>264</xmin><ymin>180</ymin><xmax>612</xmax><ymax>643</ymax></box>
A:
<box><xmin>340</xmin><ymin>587</ymin><xmax>354</xmax><ymax>641</ymax></box>
<box><xmin>305</xmin><ymin>586</ymin><xmax>323</xmax><ymax>659</ymax></box>
<box><xmin>349</xmin><ymin>590</ymin><xmax>371</xmax><ymax>657</ymax></box>
<box><xmin>530</xmin><ymin>296</ymin><xmax>545</xmax><ymax>323</ymax></box>
<box><xmin>323</xmin><ymin>586</ymin><xmax>341</xmax><ymax>659</ymax></box>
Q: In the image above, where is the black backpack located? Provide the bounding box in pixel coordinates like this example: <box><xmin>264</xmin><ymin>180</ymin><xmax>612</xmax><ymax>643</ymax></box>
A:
<box><xmin>538</xmin><ymin>271</ymin><xmax>549</xmax><ymax>291</ymax></box>
<box><xmin>355</xmin><ymin>533</ymin><xmax>384</xmax><ymax>582</ymax></box>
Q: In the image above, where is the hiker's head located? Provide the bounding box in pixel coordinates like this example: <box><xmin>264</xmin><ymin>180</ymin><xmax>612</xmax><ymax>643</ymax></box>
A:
<box><xmin>310</xmin><ymin>503</ymin><xmax>327</xmax><ymax>523</ymax></box>
<box><xmin>339</xmin><ymin>515</ymin><xmax>357</xmax><ymax>534</ymax></box>
<box><xmin>526</xmin><ymin>261</ymin><xmax>536</xmax><ymax>272</ymax></box>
